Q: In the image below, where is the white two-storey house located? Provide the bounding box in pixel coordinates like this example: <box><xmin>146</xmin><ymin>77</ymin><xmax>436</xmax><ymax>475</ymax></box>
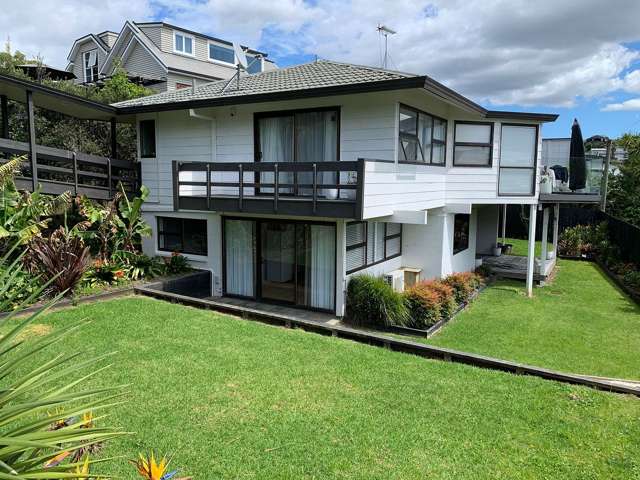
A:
<box><xmin>115</xmin><ymin>60</ymin><xmax>597</xmax><ymax>316</ymax></box>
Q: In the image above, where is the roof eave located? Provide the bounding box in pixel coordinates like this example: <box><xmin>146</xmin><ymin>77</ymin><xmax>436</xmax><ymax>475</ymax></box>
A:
<box><xmin>115</xmin><ymin>76</ymin><xmax>427</xmax><ymax>114</ymax></box>
<box><xmin>485</xmin><ymin>110</ymin><xmax>559</xmax><ymax>122</ymax></box>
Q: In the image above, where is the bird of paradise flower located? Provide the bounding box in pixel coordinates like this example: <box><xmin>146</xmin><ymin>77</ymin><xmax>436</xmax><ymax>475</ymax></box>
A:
<box><xmin>131</xmin><ymin>451</ymin><xmax>191</xmax><ymax>480</ymax></box>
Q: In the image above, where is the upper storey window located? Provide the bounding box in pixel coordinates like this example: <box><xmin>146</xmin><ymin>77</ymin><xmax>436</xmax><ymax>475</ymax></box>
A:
<box><xmin>498</xmin><ymin>124</ymin><xmax>538</xmax><ymax>196</ymax></box>
<box><xmin>453</xmin><ymin>122</ymin><xmax>493</xmax><ymax>167</ymax></box>
<box><xmin>398</xmin><ymin>105</ymin><xmax>446</xmax><ymax>165</ymax></box>
<box><xmin>174</xmin><ymin>31</ymin><xmax>194</xmax><ymax>55</ymax></box>
<box><xmin>83</xmin><ymin>50</ymin><xmax>99</xmax><ymax>83</ymax></box>
<box><xmin>209</xmin><ymin>43</ymin><xmax>235</xmax><ymax>64</ymax></box>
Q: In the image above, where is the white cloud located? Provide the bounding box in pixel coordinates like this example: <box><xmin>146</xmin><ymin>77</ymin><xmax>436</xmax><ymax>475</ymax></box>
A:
<box><xmin>602</xmin><ymin>98</ymin><xmax>640</xmax><ymax>112</ymax></box>
<box><xmin>2</xmin><ymin>0</ymin><xmax>640</xmax><ymax>108</ymax></box>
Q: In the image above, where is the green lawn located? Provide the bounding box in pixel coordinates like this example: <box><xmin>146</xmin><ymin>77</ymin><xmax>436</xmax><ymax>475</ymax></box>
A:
<box><xmin>502</xmin><ymin>237</ymin><xmax>553</xmax><ymax>257</ymax></box>
<box><xmin>429</xmin><ymin>259</ymin><xmax>640</xmax><ymax>380</ymax></box>
<box><xmin>11</xmin><ymin>296</ymin><xmax>640</xmax><ymax>479</ymax></box>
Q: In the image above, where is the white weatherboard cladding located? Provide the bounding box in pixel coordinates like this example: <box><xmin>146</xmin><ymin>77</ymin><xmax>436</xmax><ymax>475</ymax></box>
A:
<box><xmin>121</xmin><ymin>41</ymin><xmax>166</xmax><ymax>81</ymax></box>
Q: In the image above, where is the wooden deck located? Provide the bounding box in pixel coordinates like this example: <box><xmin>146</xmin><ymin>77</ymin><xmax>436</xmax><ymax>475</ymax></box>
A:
<box><xmin>481</xmin><ymin>254</ymin><xmax>556</xmax><ymax>282</ymax></box>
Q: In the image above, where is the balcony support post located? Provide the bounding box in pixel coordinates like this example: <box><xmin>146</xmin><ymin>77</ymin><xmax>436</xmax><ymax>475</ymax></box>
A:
<box><xmin>540</xmin><ymin>206</ymin><xmax>550</xmax><ymax>275</ymax></box>
<box><xmin>26</xmin><ymin>90</ymin><xmax>38</xmax><ymax>190</ymax></box>
<box><xmin>206</xmin><ymin>163</ymin><xmax>211</xmax><ymax>210</ymax></box>
<box><xmin>552</xmin><ymin>203</ymin><xmax>560</xmax><ymax>257</ymax></box>
<box><xmin>110</xmin><ymin>117</ymin><xmax>117</xmax><ymax>159</ymax></box>
<box><xmin>501</xmin><ymin>204</ymin><xmax>507</xmax><ymax>244</ymax></box>
<box><xmin>526</xmin><ymin>204</ymin><xmax>537</xmax><ymax>297</ymax></box>
<box><xmin>274</xmin><ymin>163</ymin><xmax>279</xmax><ymax>213</ymax></box>
<box><xmin>312</xmin><ymin>163</ymin><xmax>317</xmax><ymax>214</ymax></box>
<box><xmin>238</xmin><ymin>164</ymin><xmax>243</xmax><ymax>211</ymax></box>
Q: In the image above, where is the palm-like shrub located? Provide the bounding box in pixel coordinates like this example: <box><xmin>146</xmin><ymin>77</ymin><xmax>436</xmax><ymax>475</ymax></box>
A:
<box><xmin>25</xmin><ymin>227</ymin><xmax>91</xmax><ymax>295</ymax></box>
<box><xmin>0</xmin><ymin>248</ymin><xmax>126</xmax><ymax>478</ymax></box>
<box><xmin>345</xmin><ymin>275</ymin><xmax>409</xmax><ymax>327</ymax></box>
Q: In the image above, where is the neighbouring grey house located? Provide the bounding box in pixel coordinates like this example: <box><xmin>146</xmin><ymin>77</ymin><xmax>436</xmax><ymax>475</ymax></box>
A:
<box><xmin>65</xmin><ymin>21</ymin><xmax>277</xmax><ymax>91</ymax></box>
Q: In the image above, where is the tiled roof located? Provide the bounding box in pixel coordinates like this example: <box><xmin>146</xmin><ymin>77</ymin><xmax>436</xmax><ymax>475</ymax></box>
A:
<box><xmin>114</xmin><ymin>60</ymin><xmax>421</xmax><ymax>108</ymax></box>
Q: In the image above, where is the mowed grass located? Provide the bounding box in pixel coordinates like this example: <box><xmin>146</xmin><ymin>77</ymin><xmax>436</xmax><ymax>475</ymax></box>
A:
<box><xmin>429</xmin><ymin>259</ymin><xmax>640</xmax><ymax>380</ymax></box>
<box><xmin>8</xmin><ymin>296</ymin><xmax>640</xmax><ymax>479</ymax></box>
<box><xmin>502</xmin><ymin>237</ymin><xmax>553</xmax><ymax>257</ymax></box>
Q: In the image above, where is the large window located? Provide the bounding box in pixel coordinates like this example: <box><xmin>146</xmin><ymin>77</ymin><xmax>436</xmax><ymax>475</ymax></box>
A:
<box><xmin>398</xmin><ymin>105</ymin><xmax>446</xmax><ymax>165</ymax></box>
<box><xmin>453</xmin><ymin>122</ymin><xmax>493</xmax><ymax>166</ymax></box>
<box><xmin>453</xmin><ymin>214</ymin><xmax>470</xmax><ymax>254</ymax></box>
<box><xmin>139</xmin><ymin>120</ymin><xmax>156</xmax><ymax>158</ymax></box>
<box><xmin>174</xmin><ymin>31</ymin><xmax>194</xmax><ymax>55</ymax></box>
<box><xmin>158</xmin><ymin>217</ymin><xmax>207</xmax><ymax>255</ymax></box>
<box><xmin>83</xmin><ymin>50</ymin><xmax>99</xmax><ymax>83</ymax></box>
<box><xmin>499</xmin><ymin>124</ymin><xmax>538</xmax><ymax>196</ymax></box>
<box><xmin>346</xmin><ymin>221</ymin><xmax>402</xmax><ymax>274</ymax></box>
<box><xmin>209</xmin><ymin>43</ymin><xmax>235</xmax><ymax>64</ymax></box>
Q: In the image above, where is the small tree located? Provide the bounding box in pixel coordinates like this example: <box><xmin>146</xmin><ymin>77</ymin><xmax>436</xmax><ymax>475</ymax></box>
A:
<box><xmin>607</xmin><ymin>133</ymin><xmax>640</xmax><ymax>227</ymax></box>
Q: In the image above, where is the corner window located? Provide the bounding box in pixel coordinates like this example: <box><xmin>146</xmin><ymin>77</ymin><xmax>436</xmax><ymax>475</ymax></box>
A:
<box><xmin>83</xmin><ymin>50</ymin><xmax>99</xmax><ymax>83</ymax></box>
<box><xmin>139</xmin><ymin>120</ymin><xmax>156</xmax><ymax>158</ymax></box>
<box><xmin>499</xmin><ymin>124</ymin><xmax>537</xmax><ymax>196</ymax></box>
<box><xmin>245</xmin><ymin>54</ymin><xmax>262</xmax><ymax>74</ymax></box>
<box><xmin>174</xmin><ymin>32</ymin><xmax>194</xmax><ymax>55</ymax></box>
<box><xmin>346</xmin><ymin>221</ymin><xmax>402</xmax><ymax>274</ymax></box>
<box><xmin>453</xmin><ymin>122</ymin><xmax>493</xmax><ymax>166</ymax></box>
<box><xmin>453</xmin><ymin>214</ymin><xmax>470</xmax><ymax>254</ymax></box>
<box><xmin>209</xmin><ymin>43</ymin><xmax>235</xmax><ymax>64</ymax></box>
<box><xmin>398</xmin><ymin>105</ymin><xmax>446</xmax><ymax>165</ymax></box>
<box><xmin>158</xmin><ymin>217</ymin><xmax>207</xmax><ymax>255</ymax></box>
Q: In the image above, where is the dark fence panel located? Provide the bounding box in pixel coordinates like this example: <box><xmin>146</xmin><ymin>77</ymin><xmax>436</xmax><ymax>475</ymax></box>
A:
<box><xmin>504</xmin><ymin>204</ymin><xmax>640</xmax><ymax>265</ymax></box>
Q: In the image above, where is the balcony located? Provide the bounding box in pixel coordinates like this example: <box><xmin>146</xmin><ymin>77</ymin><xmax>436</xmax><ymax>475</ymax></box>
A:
<box><xmin>0</xmin><ymin>138</ymin><xmax>138</xmax><ymax>200</ymax></box>
<box><xmin>173</xmin><ymin>160</ymin><xmax>365</xmax><ymax>219</ymax></box>
<box><xmin>539</xmin><ymin>155</ymin><xmax>604</xmax><ymax>204</ymax></box>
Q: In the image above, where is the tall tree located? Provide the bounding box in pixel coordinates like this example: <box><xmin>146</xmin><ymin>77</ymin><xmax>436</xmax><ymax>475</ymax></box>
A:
<box><xmin>606</xmin><ymin>133</ymin><xmax>640</xmax><ymax>227</ymax></box>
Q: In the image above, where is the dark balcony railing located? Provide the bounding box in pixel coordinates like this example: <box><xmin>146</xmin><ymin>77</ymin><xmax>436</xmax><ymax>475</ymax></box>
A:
<box><xmin>173</xmin><ymin>160</ymin><xmax>365</xmax><ymax>219</ymax></box>
<box><xmin>0</xmin><ymin>137</ymin><xmax>138</xmax><ymax>200</ymax></box>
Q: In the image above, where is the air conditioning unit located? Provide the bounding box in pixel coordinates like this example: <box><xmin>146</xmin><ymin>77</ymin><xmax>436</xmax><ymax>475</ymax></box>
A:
<box><xmin>383</xmin><ymin>270</ymin><xmax>405</xmax><ymax>292</ymax></box>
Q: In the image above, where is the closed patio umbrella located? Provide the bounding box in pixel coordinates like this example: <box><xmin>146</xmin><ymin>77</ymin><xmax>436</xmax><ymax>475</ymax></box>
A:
<box><xmin>569</xmin><ymin>118</ymin><xmax>586</xmax><ymax>191</ymax></box>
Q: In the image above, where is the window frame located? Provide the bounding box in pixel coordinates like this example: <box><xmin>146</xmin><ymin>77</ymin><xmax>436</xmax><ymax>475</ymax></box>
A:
<box><xmin>398</xmin><ymin>103</ymin><xmax>447</xmax><ymax>166</ymax></box>
<box><xmin>245</xmin><ymin>54</ymin><xmax>263</xmax><ymax>74</ymax></box>
<box><xmin>157</xmin><ymin>217</ymin><xmax>208</xmax><ymax>256</ymax></box>
<box><xmin>452</xmin><ymin>213</ymin><xmax>470</xmax><ymax>255</ymax></box>
<box><xmin>453</xmin><ymin>120</ymin><xmax>494</xmax><ymax>167</ymax></box>
<box><xmin>138</xmin><ymin>119</ymin><xmax>156</xmax><ymax>159</ymax></box>
<box><xmin>83</xmin><ymin>49</ymin><xmax>99</xmax><ymax>83</ymax></box>
<box><xmin>208</xmin><ymin>41</ymin><xmax>235</xmax><ymax>66</ymax></box>
<box><xmin>346</xmin><ymin>221</ymin><xmax>403</xmax><ymax>274</ymax></box>
<box><xmin>497</xmin><ymin>123</ymin><xmax>539</xmax><ymax>197</ymax></box>
<box><xmin>173</xmin><ymin>30</ymin><xmax>195</xmax><ymax>56</ymax></box>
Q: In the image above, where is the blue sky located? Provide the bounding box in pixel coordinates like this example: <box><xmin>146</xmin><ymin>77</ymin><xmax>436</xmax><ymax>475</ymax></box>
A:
<box><xmin>3</xmin><ymin>0</ymin><xmax>640</xmax><ymax>140</ymax></box>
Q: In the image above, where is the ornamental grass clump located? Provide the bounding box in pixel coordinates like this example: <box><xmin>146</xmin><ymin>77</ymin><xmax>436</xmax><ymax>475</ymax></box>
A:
<box><xmin>345</xmin><ymin>274</ymin><xmax>409</xmax><ymax>327</ymax></box>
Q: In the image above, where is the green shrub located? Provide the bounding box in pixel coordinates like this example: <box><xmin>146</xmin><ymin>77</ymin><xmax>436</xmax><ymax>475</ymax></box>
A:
<box><xmin>82</xmin><ymin>259</ymin><xmax>127</xmax><ymax>287</ymax></box>
<box><xmin>345</xmin><ymin>275</ymin><xmax>409</xmax><ymax>327</ymax></box>
<box><xmin>163</xmin><ymin>252</ymin><xmax>192</xmax><ymax>275</ymax></box>
<box><xmin>623</xmin><ymin>270</ymin><xmax>640</xmax><ymax>292</ymax></box>
<box><xmin>404</xmin><ymin>282</ymin><xmax>443</xmax><ymax>329</ymax></box>
<box><xmin>0</xmin><ymin>263</ymin><xmax>42</xmax><ymax>312</ymax></box>
<box><xmin>113</xmin><ymin>250</ymin><xmax>164</xmax><ymax>280</ymax></box>
<box><xmin>558</xmin><ymin>222</ymin><xmax>609</xmax><ymax>257</ymax></box>
<box><xmin>425</xmin><ymin>280</ymin><xmax>457</xmax><ymax>319</ymax></box>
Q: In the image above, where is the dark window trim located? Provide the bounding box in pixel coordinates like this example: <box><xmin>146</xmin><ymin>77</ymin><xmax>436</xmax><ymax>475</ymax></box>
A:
<box><xmin>398</xmin><ymin>103</ymin><xmax>447</xmax><ymax>167</ymax></box>
<box><xmin>453</xmin><ymin>120</ymin><xmax>494</xmax><ymax>167</ymax></box>
<box><xmin>139</xmin><ymin>119</ymin><xmax>156</xmax><ymax>158</ymax></box>
<box><xmin>157</xmin><ymin>216</ymin><xmax>208</xmax><ymax>256</ymax></box>
<box><xmin>221</xmin><ymin>216</ymin><xmax>337</xmax><ymax>313</ymax></box>
<box><xmin>346</xmin><ymin>221</ymin><xmax>402</xmax><ymax>274</ymax></box>
<box><xmin>452</xmin><ymin>213</ymin><xmax>470</xmax><ymax>255</ymax></box>
<box><xmin>497</xmin><ymin>123</ymin><xmax>539</xmax><ymax>197</ymax></box>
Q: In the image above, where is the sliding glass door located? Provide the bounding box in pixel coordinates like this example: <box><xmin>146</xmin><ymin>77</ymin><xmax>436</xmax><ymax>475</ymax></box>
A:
<box><xmin>224</xmin><ymin>218</ymin><xmax>336</xmax><ymax>311</ymax></box>
<box><xmin>256</xmin><ymin>108</ymin><xmax>339</xmax><ymax>197</ymax></box>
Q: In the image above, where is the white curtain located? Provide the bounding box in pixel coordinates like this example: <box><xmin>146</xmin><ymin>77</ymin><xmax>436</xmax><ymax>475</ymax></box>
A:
<box><xmin>296</xmin><ymin>111</ymin><xmax>337</xmax><ymax>196</ymax></box>
<box><xmin>259</xmin><ymin>116</ymin><xmax>293</xmax><ymax>193</ymax></box>
<box><xmin>225</xmin><ymin>220</ymin><xmax>254</xmax><ymax>297</ymax></box>
<box><xmin>310</xmin><ymin>225</ymin><xmax>335</xmax><ymax>310</ymax></box>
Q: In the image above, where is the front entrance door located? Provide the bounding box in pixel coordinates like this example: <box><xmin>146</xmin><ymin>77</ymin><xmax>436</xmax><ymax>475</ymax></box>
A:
<box><xmin>260</xmin><ymin>222</ymin><xmax>296</xmax><ymax>304</ymax></box>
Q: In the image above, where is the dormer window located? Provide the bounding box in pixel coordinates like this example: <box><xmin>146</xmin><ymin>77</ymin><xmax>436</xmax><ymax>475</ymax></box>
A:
<box><xmin>174</xmin><ymin>31</ymin><xmax>194</xmax><ymax>55</ymax></box>
<box><xmin>209</xmin><ymin>43</ymin><xmax>235</xmax><ymax>64</ymax></box>
<box><xmin>245</xmin><ymin>54</ymin><xmax>263</xmax><ymax>74</ymax></box>
<box><xmin>83</xmin><ymin>50</ymin><xmax>99</xmax><ymax>83</ymax></box>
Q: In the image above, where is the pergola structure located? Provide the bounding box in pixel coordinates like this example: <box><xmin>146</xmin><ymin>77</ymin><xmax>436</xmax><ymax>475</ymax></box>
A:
<box><xmin>0</xmin><ymin>73</ymin><xmax>137</xmax><ymax>199</ymax></box>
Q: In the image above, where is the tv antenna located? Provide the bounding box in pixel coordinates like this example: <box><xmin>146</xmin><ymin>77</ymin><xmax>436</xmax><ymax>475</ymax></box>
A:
<box><xmin>377</xmin><ymin>24</ymin><xmax>396</xmax><ymax>69</ymax></box>
<box><xmin>222</xmin><ymin>42</ymin><xmax>249</xmax><ymax>92</ymax></box>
